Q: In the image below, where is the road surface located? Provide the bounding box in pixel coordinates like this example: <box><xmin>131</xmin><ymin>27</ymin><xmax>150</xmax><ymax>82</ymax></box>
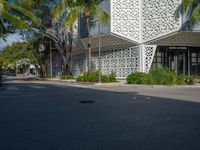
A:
<box><xmin>0</xmin><ymin>78</ymin><xmax>200</xmax><ymax>150</ymax></box>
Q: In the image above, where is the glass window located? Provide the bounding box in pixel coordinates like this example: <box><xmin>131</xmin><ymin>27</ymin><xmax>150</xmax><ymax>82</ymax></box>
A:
<box><xmin>192</xmin><ymin>58</ymin><xmax>197</xmax><ymax>62</ymax></box>
<box><xmin>192</xmin><ymin>53</ymin><xmax>197</xmax><ymax>57</ymax></box>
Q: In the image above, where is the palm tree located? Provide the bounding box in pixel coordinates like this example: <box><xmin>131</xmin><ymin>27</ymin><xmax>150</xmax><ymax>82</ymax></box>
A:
<box><xmin>182</xmin><ymin>0</ymin><xmax>200</xmax><ymax>24</ymax></box>
<box><xmin>0</xmin><ymin>0</ymin><xmax>41</xmax><ymax>36</ymax></box>
<box><xmin>54</xmin><ymin>0</ymin><xmax>109</xmax><ymax>75</ymax></box>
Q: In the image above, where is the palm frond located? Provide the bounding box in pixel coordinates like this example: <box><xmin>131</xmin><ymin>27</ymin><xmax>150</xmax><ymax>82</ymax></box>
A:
<box><xmin>63</xmin><ymin>6</ymin><xmax>83</xmax><ymax>28</ymax></box>
<box><xmin>0</xmin><ymin>1</ymin><xmax>3</xmax><ymax>15</ymax></box>
<box><xmin>92</xmin><ymin>5</ymin><xmax>110</xmax><ymax>25</ymax></box>
<box><xmin>8</xmin><ymin>3</ymin><xmax>41</xmax><ymax>27</ymax></box>
<box><xmin>1</xmin><ymin>11</ymin><xmax>29</xmax><ymax>29</ymax></box>
<box><xmin>183</xmin><ymin>0</ymin><xmax>192</xmax><ymax>13</ymax></box>
<box><xmin>53</xmin><ymin>0</ymin><xmax>66</xmax><ymax>19</ymax></box>
<box><xmin>191</xmin><ymin>4</ymin><xmax>200</xmax><ymax>23</ymax></box>
<box><xmin>0</xmin><ymin>17</ymin><xmax>7</xmax><ymax>32</ymax></box>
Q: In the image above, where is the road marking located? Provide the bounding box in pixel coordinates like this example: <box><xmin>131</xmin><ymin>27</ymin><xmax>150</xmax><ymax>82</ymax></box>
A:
<box><xmin>28</xmin><ymin>86</ymin><xmax>45</xmax><ymax>89</ymax></box>
<box><xmin>6</xmin><ymin>87</ymin><xmax>19</xmax><ymax>90</ymax></box>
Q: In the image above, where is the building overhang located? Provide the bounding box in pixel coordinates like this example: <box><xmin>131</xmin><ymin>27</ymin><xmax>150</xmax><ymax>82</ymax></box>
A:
<box><xmin>146</xmin><ymin>31</ymin><xmax>200</xmax><ymax>47</ymax></box>
<box><xmin>80</xmin><ymin>33</ymin><xmax>139</xmax><ymax>52</ymax></box>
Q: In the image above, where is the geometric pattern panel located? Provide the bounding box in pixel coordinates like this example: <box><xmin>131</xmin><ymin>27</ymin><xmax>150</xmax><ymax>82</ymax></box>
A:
<box><xmin>91</xmin><ymin>46</ymin><xmax>140</xmax><ymax>77</ymax></box>
<box><xmin>81</xmin><ymin>34</ymin><xmax>137</xmax><ymax>52</ymax></box>
<box><xmin>111</xmin><ymin>0</ymin><xmax>140</xmax><ymax>42</ymax></box>
<box><xmin>143</xmin><ymin>45</ymin><xmax>157</xmax><ymax>73</ymax></box>
<box><xmin>149</xmin><ymin>32</ymin><xmax>200</xmax><ymax>47</ymax></box>
<box><xmin>71</xmin><ymin>53</ymin><xmax>86</xmax><ymax>77</ymax></box>
<box><xmin>142</xmin><ymin>0</ymin><xmax>181</xmax><ymax>42</ymax></box>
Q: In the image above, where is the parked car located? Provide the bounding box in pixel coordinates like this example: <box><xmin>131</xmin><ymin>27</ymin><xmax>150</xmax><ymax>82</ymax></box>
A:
<box><xmin>2</xmin><ymin>69</ymin><xmax>16</xmax><ymax>76</ymax></box>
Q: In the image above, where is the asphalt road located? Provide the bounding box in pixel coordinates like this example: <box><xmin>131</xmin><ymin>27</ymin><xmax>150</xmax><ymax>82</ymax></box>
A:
<box><xmin>0</xmin><ymin>80</ymin><xmax>200</xmax><ymax>150</ymax></box>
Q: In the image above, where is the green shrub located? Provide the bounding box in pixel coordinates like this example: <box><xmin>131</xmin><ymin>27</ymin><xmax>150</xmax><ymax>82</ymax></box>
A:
<box><xmin>176</xmin><ymin>75</ymin><xmax>193</xmax><ymax>85</ymax></box>
<box><xmin>76</xmin><ymin>76</ymin><xmax>84</xmax><ymax>81</ymax></box>
<box><xmin>150</xmin><ymin>67</ymin><xmax>176</xmax><ymax>85</ymax></box>
<box><xmin>127</xmin><ymin>67</ymin><xmax>194</xmax><ymax>85</ymax></box>
<box><xmin>89</xmin><ymin>71</ymin><xmax>99</xmax><ymax>82</ymax></box>
<box><xmin>127</xmin><ymin>72</ymin><xmax>147</xmax><ymax>84</ymax></box>
<box><xmin>127</xmin><ymin>67</ymin><xmax>178</xmax><ymax>85</ymax></box>
<box><xmin>143</xmin><ymin>74</ymin><xmax>154</xmax><ymax>85</ymax></box>
<box><xmin>76</xmin><ymin>71</ymin><xmax>116</xmax><ymax>83</ymax></box>
<box><xmin>0</xmin><ymin>74</ymin><xmax>2</xmax><ymax>87</ymax></box>
<box><xmin>108</xmin><ymin>72</ymin><xmax>117</xmax><ymax>82</ymax></box>
<box><xmin>101</xmin><ymin>75</ymin><xmax>110</xmax><ymax>82</ymax></box>
<box><xmin>76</xmin><ymin>71</ymin><xmax>99</xmax><ymax>82</ymax></box>
<box><xmin>0</xmin><ymin>68</ymin><xmax>2</xmax><ymax>86</ymax></box>
<box><xmin>60</xmin><ymin>74</ymin><xmax>75</xmax><ymax>80</ymax></box>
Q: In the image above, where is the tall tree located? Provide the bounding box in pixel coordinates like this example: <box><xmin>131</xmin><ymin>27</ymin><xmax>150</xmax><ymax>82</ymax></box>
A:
<box><xmin>182</xmin><ymin>0</ymin><xmax>200</xmax><ymax>25</ymax></box>
<box><xmin>18</xmin><ymin>0</ymin><xmax>55</xmax><ymax>77</ymax></box>
<box><xmin>0</xmin><ymin>42</ymin><xmax>37</xmax><ymax>74</ymax></box>
<box><xmin>20</xmin><ymin>0</ymin><xmax>73</xmax><ymax>76</ymax></box>
<box><xmin>29</xmin><ymin>34</ymin><xmax>50</xmax><ymax>78</ymax></box>
<box><xmin>54</xmin><ymin>0</ymin><xmax>109</xmax><ymax>74</ymax></box>
<box><xmin>53</xmin><ymin>7</ymin><xmax>76</xmax><ymax>75</ymax></box>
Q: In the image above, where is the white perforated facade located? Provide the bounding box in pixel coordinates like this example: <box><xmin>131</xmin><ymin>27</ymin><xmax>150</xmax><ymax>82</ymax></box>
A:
<box><xmin>110</xmin><ymin>0</ymin><xmax>182</xmax><ymax>43</ymax></box>
<box><xmin>71</xmin><ymin>0</ymin><xmax>200</xmax><ymax>78</ymax></box>
<box><xmin>91</xmin><ymin>46</ymin><xmax>140</xmax><ymax>77</ymax></box>
<box><xmin>111</xmin><ymin>0</ymin><xmax>140</xmax><ymax>42</ymax></box>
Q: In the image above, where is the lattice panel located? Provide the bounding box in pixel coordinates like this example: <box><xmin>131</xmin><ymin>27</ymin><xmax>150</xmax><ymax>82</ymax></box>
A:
<box><xmin>71</xmin><ymin>53</ymin><xmax>86</xmax><ymax>77</ymax></box>
<box><xmin>91</xmin><ymin>46</ymin><xmax>140</xmax><ymax>77</ymax></box>
<box><xmin>142</xmin><ymin>0</ymin><xmax>181</xmax><ymax>42</ymax></box>
<box><xmin>149</xmin><ymin>32</ymin><xmax>200</xmax><ymax>47</ymax></box>
<box><xmin>143</xmin><ymin>45</ymin><xmax>157</xmax><ymax>73</ymax></box>
<box><xmin>111</xmin><ymin>0</ymin><xmax>140</xmax><ymax>42</ymax></box>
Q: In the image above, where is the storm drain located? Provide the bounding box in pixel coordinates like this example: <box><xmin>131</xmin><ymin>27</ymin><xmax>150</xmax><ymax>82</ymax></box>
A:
<box><xmin>78</xmin><ymin>100</ymin><xmax>96</xmax><ymax>104</ymax></box>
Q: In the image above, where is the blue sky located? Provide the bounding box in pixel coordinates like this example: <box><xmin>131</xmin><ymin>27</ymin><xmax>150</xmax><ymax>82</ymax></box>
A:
<box><xmin>0</xmin><ymin>33</ymin><xmax>24</xmax><ymax>50</ymax></box>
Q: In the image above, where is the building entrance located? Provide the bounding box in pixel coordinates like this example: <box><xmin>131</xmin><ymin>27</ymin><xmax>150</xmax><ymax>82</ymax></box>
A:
<box><xmin>167</xmin><ymin>51</ymin><xmax>187</xmax><ymax>75</ymax></box>
<box><xmin>153</xmin><ymin>46</ymin><xmax>187</xmax><ymax>75</ymax></box>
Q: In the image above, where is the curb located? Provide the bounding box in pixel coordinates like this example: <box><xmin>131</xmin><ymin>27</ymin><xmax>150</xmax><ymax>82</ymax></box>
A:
<box><xmin>94</xmin><ymin>82</ymin><xmax>120</xmax><ymax>87</ymax></box>
<box><xmin>123</xmin><ymin>84</ymin><xmax>200</xmax><ymax>88</ymax></box>
<box><xmin>37</xmin><ymin>78</ymin><xmax>200</xmax><ymax>88</ymax></box>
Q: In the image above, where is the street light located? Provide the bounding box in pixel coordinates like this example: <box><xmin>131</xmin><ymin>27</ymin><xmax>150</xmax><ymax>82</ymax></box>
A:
<box><xmin>50</xmin><ymin>41</ymin><xmax>53</xmax><ymax>79</ymax></box>
<box><xmin>90</xmin><ymin>18</ymin><xmax>101</xmax><ymax>83</ymax></box>
<box><xmin>98</xmin><ymin>20</ymin><xmax>101</xmax><ymax>83</ymax></box>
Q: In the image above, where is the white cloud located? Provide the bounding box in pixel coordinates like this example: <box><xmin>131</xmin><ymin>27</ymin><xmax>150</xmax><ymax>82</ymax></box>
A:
<box><xmin>0</xmin><ymin>33</ymin><xmax>24</xmax><ymax>50</ymax></box>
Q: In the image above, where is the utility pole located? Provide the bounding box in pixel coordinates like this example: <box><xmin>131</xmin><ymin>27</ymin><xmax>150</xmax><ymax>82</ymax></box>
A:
<box><xmin>98</xmin><ymin>20</ymin><xmax>101</xmax><ymax>83</ymax></box>
<box><xmin>50</xmin><ymin>41</ymin><xmax>53</xmax><ymax>79</ymax></box>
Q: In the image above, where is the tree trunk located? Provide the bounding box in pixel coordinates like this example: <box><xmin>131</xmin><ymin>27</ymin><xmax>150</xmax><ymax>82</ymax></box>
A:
<box><xmin>56</xmin><ymin>44</ymin><xmax>68</xmax><ymax>76</ymax></box>
<box><xmin>86</xmin><ymin>16</ymin><xmax>91</xmax><ymax>75</ymax></box>
<box><xmin>62</xmin><ymin>54</ymin><xmax>67</xmax><ymax>75</ymax></box>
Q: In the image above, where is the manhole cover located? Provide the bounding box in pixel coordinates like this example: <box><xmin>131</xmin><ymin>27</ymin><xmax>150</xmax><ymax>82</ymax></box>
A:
<box><xmin>78</xmin><ymin>100</ymin><xmax>96</xmax><ymax>104</ymax></box>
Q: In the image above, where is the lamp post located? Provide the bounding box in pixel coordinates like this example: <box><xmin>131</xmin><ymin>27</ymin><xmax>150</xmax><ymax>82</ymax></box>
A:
<box><xmin>98</xmin><ymin>20</ymin><xmax>101</xmax><ymax>83</ymax></box>
<box><xmin>50</xmin><ymin>41</ymin><xmax>53</xmax><ymax>79</ymax></box>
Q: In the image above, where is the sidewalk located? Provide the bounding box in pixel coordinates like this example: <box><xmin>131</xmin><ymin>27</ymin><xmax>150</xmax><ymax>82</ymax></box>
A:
<box><xmin>41</xmin><ymin>79</ymin><xmax>200</xmax><ymax>102</ymax></box>
<box><xmin>2</xmin><ymin>76</ymin><xmax>200</xmax><ymax>102</ymax></box>
<box><xmin>38</xmin><ymin>77</ymin><xmax>200</xmax><ymax>89</ymax></box>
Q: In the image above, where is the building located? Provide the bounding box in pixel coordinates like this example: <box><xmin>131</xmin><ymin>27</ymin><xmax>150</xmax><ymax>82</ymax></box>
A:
<box><xmin>70</xmin><ymin>0</ymin><xmax>200</xmax><ymax>78</ymax></box>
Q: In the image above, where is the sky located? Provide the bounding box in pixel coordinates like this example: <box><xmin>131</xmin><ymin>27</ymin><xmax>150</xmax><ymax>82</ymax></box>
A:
<box><xmin>0</xmin><ymin>33</ymin><xmax>24</xmax><ymax>50</ymax></box>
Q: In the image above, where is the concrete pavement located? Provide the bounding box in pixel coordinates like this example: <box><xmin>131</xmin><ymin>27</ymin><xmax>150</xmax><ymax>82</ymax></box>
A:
<box><xmin>4</xmin><ymin>76</ymin><xmax>200</xmax><ymax>103</ymax></box>
<box><xmin>0</xmin><ymin>78</ymin><xmax>200</xmax><ymax>149</ymax></box>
